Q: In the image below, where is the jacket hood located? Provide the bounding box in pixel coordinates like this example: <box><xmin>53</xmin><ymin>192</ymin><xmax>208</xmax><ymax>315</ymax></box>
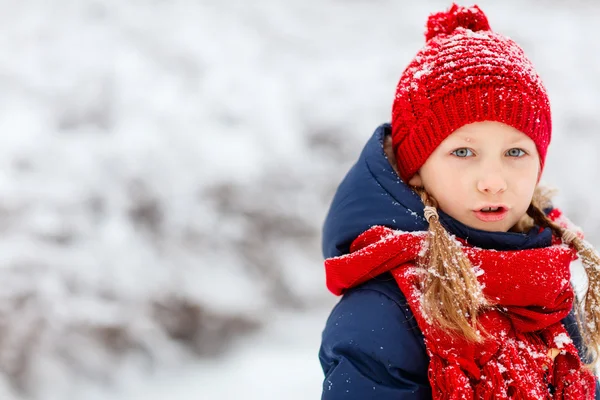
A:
<box><xmin>321</xmin><ymin>123</ymin><xmax>553</xmax><ymax>259</ymax></box>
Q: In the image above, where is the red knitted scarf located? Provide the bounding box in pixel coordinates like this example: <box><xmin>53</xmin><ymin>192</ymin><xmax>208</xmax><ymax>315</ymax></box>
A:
<box><xmin>325</xmin><ymin>226</ymin><xmax>597</xmax><ymax>399</ymax></box>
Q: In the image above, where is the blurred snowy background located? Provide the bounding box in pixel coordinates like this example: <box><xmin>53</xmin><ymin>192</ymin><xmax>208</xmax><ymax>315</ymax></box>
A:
<box><xmin>0</xmin><ymin>0</ymin><xmax>599</xmax><ymax>399</ymax></box>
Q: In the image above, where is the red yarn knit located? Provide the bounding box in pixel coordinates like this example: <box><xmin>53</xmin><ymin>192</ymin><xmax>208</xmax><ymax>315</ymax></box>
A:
<box><xmin>325</xmin><ymin>222</ymin><xmax>597</xmax><ymax>398</ymax></box>
<box><xmin>391</xmin><ymin>4</ymin><xmax>552</xmax><ymax>183</ymax></box>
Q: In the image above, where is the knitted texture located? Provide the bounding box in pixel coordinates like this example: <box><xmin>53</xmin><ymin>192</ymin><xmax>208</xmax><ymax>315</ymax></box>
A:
<box><xmin>391</xmin><ymin>4</ymin><xmax>551</xmax><ymax>183</ymax></box>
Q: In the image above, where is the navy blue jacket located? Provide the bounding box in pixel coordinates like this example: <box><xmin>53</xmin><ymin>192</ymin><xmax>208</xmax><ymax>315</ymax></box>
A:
<box><xmin>319</xmin><ymin>123</ymin><xmax>599</xmax><ymax>399</ymax></box>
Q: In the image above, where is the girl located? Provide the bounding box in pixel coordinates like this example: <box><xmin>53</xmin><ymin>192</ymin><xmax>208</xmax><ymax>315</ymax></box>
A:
<box><xmin>319</xmin><ymin>4</ymin><xmax>600</xmax><ymax>399</ymax></box>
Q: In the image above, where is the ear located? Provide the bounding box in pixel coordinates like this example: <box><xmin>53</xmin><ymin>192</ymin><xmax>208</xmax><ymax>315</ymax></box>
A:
<box><xmin>408</xmin><ymin>172</ymin><xmax>423</xmax><ymax>187</ymax></box>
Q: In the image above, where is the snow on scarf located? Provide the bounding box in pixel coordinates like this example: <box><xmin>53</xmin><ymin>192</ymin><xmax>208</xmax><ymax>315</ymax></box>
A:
<box><xmin>325</xmin><ymin>225</ymin><xmax>596</xmax><ymax>399</ymax></box>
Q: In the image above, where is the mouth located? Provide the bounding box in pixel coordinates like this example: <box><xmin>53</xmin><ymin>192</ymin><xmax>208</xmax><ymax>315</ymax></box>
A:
<box><xmin>473</xmin><ymin>205</ymin><xmax>509</xmax><ymax>222</ymax></box>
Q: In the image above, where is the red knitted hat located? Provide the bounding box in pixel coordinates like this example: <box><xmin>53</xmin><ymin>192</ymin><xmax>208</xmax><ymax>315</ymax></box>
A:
<box><xmin>391</xmin><ymin>4</ymin><xmax>552</xmax><ymax>183</ymax></box>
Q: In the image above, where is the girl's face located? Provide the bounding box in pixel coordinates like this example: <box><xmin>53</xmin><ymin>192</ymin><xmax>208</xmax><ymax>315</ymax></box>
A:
<box><xmin>408</xmin><ymin>121</ymin><xmax>541</xmax><ymax>232</ymax></box>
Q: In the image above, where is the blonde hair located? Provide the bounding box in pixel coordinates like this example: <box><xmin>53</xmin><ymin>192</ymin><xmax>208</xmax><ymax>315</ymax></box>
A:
<box><xmin>415</xmin><ymin>186</ymin><xmax>600</xmax><ymax>364</ymax></box>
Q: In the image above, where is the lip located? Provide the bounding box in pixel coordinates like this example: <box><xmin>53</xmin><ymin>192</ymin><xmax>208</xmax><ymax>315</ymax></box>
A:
<box><xmin>473</xmin><ymin>205</ymin><xmax>509</xmax><ymax>222</ymax></box>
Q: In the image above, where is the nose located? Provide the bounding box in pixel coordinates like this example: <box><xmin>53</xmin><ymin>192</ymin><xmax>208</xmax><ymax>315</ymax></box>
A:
<box><xmin>476</xmin><ymin>171</ymin><xmax>507</xmax><ymax>195</ymax></box>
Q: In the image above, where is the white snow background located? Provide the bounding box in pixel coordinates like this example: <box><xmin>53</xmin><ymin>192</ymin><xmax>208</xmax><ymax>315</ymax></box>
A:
<box><xmin>0</xmin><ymin>0</ymin><xmax>599</xmax><ymax>399</ymax></box>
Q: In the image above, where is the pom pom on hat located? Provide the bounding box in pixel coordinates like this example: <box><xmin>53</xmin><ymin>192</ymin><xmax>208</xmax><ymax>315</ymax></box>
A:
<box><xmin>426</xmin><ymin>4</ymin><xmax>490</xmax><ymax>41</ymax></box>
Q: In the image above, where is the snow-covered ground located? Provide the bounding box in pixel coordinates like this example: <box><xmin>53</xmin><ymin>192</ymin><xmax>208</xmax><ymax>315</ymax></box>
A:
<box><xmin>0</xmin><ymin>0</ymin><xmax>599</xmax><ymax>399</ymax></box>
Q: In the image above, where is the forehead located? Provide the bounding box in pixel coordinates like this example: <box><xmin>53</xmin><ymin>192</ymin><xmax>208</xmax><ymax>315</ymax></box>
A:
<box><xmin>448</xmin><ymin>121</ymin><xmax>529</xmax><ymax>142</ymax></box>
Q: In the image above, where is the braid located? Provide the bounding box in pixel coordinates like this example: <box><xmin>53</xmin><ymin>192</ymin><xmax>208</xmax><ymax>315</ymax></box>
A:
<box><xmin>414</xmin><ymin>188</ymin><xmax>487</xmax><ymax>342</ymax></box>
<box><xmin>527</xmin><ymin>202</ymin><xmax>600</xmax><ymax>365</ymax></box>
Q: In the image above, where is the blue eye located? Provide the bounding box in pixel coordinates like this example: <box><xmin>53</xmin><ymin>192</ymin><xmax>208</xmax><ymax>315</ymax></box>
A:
<box><xmin>451</xmin><ymin>148</ymin><xmax>473</xmax><ymax>157</ymax></box>
<box><xmin>506</xmin><ymin>148</ymin><xmax>526</xmax><ymax>157</ymax></box>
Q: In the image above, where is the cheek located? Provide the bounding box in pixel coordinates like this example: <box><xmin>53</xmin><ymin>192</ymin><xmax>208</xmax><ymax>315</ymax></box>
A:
<box><xmin>429</xmin><ymin>165</ymin><xmax>467</xmax><ymax>188</ymax></box>
<box><xmin>422</xmin><ymin>167</ymin><xmax>470</xmax><ymax>204</ymax></box>
<box><xmin>510</xmin><ymin>168</ymin><xmax>539</xmax><ymax>212</ymax></box>
<box><xmin>512</xmin><ymin>164</ymin><xmax>539</xmax><ymax>192</ymax></box>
